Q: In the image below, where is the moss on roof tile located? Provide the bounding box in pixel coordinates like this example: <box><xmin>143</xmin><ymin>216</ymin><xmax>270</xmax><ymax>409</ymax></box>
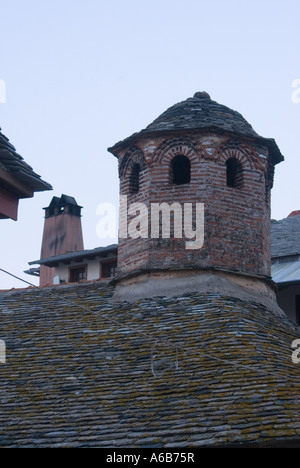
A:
<box><xmin>0</xmin><ymin>282</ymin><xmax>299</xmax><ymax>448</ymax></box>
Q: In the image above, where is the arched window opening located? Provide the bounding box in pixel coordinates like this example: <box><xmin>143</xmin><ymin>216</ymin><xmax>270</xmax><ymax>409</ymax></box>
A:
<box><xmin>226</xmin><ymin>158</ymin><xmax>243</xmax><ymax>188</ymax></box>
<box><xmin>171</xmin><ymin>155</ymin><xmax>191</xmax><ymax>185</ymax></box>
<box><xmin>129</xmin><ymin>163</ymin><xmax>141</xmax><ymax>194</ymax></box>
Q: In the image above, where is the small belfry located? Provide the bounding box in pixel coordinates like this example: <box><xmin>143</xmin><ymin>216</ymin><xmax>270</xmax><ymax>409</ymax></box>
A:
<box><xmin>108</xmin><ymin>92</ymin><xmax>284</xmax><ymax>307</ymax></box>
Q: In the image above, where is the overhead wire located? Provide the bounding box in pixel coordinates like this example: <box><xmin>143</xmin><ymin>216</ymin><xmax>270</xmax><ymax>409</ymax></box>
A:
<box><xmin>41</xmin><ymin>286</ymin><xmax>294</xmax><ymax>380</ymax></box>
<box><xmin>0</xmin><ymin>268</ymin><xmax>36</xmax><ymax>287</ymax></box>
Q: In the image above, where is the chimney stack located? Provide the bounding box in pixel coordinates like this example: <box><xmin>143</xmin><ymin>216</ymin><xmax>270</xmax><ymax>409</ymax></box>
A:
<box><xmin>39</xmin><ymin>195</ymin><xmax>84</xmax><ymax>286</ymax></box>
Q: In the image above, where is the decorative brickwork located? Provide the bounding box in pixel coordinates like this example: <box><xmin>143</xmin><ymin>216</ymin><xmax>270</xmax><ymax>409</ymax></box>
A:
<box><xmin>119</xmin><ymin>146</ymin><xmax>146</xmax><ymax>179</ymax></box>
<box><xmin>152</xmin><ymin>137</ymin><xmax>202</xmax><ymax>165</ymax></box>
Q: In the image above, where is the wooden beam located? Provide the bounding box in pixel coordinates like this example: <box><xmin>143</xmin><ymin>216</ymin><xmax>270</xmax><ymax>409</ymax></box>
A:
<box><xmin>0</xmin><ymin>167</ymin><xmax>33</xmax><ymax>198</ymax></box>
<box><xmin>0</xmin><ymin>187</ymin><xmax>19</xmax><ymax>220</ymax></box>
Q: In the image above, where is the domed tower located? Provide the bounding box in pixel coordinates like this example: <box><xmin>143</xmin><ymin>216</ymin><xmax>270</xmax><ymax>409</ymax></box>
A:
<box><xmin>108</xmin><ymin>92</ymin><xmax>283</xmax><ymax>307</ymax></box>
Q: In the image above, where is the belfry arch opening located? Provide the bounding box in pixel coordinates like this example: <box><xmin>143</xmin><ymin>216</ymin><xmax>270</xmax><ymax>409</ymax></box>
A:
<box><xmin>226</xmin><ymin>157</ymin><xmax>243</xmax><ymax>188</ymax></box>
<box><xmin>129</xmin><ymin>163</ymin><xmax>141</xmax><ymax>194</ymax></box>
<box><xmin>171</xmin><ymin>155</ymin><xmax>191</xmax><ymax>185</ymax></box>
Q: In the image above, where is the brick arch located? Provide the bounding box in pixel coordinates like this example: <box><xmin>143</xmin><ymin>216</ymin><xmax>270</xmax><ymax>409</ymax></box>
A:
<box><xmin>216</xmin><ymin>139</ymin><xmax>263</xmax><ymax>171</ymax></box>
<box><xmin>152</xmin><ymin>137</ymin><xmax>203</xmax><ymax>166</ymax></box>
<box><xmin>119</xmin><ymin>146</ymin><xmax>146</xmax><ymax>179</ymax></box>
<box><xmin>265</xmin><ymin>158</ymin><xmax>275</xmax><ymax>204</ymax></box>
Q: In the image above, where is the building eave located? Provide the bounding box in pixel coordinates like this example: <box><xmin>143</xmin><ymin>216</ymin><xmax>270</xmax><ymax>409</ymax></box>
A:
<box><xmin>0</xmin><ymin>129</ymin><xmax>52</xmax><ymax>194</ymax></box>
<box><xmin>29</xmin><ymin>244</ymin><xmax>118</xmax><ymax>268</ymax></box>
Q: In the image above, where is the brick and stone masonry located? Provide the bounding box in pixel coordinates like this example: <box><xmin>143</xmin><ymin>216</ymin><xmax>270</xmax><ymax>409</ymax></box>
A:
<box><xmin>108</xmin><ymin>92</ymin><xmax>283</xmax><ymax>304</ymax></box>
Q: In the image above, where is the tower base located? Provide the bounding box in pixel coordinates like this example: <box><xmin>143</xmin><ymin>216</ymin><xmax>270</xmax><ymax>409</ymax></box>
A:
<box><xmin>113</xmin><ymin>268</ymin><xmax>284</xmax><ymax>317</ymax></box>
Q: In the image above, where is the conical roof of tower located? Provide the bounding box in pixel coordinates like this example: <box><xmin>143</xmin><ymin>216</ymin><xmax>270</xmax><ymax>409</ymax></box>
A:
<box><xmin>146</xmin><ymin>91</ymin><xmax>259</xmax><ymax>136</ymax></box>
<box><xmin>109</xmin><ymin>92</ymin><xmax>283</xmax><ymax>164</ymax></box>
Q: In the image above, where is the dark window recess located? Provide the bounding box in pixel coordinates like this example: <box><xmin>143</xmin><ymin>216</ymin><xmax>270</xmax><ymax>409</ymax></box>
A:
<box><xmin>65</xmin><ymin>204</ymin><xmax>81</xmax><ymax>216</ymax></box>
<box><xmin>69</xmin><ymin>267</ymin><xmax>86</xmax><ymax>283</ymax></box>
<box><xmin>226</xmin><ymin>158</ymin><xmax>243</xmax><ymax>188</ymax></box>
<box><xmin>129</xmin><ymin>164</ymin><xmax>141</xmax><ymax>194</ymax></box>
<box><xmin>296</xmin><ymin>295</ymin><xmax>300</xmax><ymax>325</ymax></box>
<box><xmin>171</xmin><ymin>155</ymin><xmax>191</xmax><ymax>185</ymax></box>
<box><xmin>102</xmin><ymin>262</ymin><xmax>117</xmax><ymax>278</ymax></box>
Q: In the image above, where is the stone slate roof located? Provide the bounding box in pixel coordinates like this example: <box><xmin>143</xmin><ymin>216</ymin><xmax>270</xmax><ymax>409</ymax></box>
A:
<box><xmin>0</xmin><ymin>129</ymin><xmax>52</xmax><ymax>192</ymax></box>
<box><xmin>29</xmin><ymin>244</ymin><xmax>118</xmax><ymax>268</ymax></box>
<box><xmin>0</xmin><ymin>281</ymin><xmax>300</xmax><ymax>448</ymax></box>
<box><xmin>272</xmin><ymin>261</ymin><xmax>300</xmax><ymax>284</ymax></box>
<box><xmin>108</xmin><ymin>92</ymin><xmax>283</xmax><ymax>165</ymax></box>
<box><xmin>271</xmin><ymin>215</ymin><xmax>300</xmax><ymax>258</ymax></box>
<box><xmin>145</xmin><ymin>92</ymin><xmax>259</xmax><ymax>137</ymax></box>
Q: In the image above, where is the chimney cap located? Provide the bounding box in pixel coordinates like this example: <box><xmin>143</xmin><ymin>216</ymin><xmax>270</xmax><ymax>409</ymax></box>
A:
<box><xmin>43</xmin><ymin>194</ymin><xmax>83</xmax><ymax>211</ymax></box>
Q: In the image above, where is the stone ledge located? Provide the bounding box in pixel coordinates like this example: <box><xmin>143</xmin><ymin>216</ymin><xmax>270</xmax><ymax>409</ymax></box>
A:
<box><xmin>113</xmin><ymin>268</ymin><xmax>284</xmax><ymax>317</ymax></box>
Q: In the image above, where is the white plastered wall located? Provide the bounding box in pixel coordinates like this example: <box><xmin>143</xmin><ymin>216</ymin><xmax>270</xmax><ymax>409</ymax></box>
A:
<box><xmin>54</xmin><ymin>258</ymin><xmax>101</xmax><ymax>283</ymax></box>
